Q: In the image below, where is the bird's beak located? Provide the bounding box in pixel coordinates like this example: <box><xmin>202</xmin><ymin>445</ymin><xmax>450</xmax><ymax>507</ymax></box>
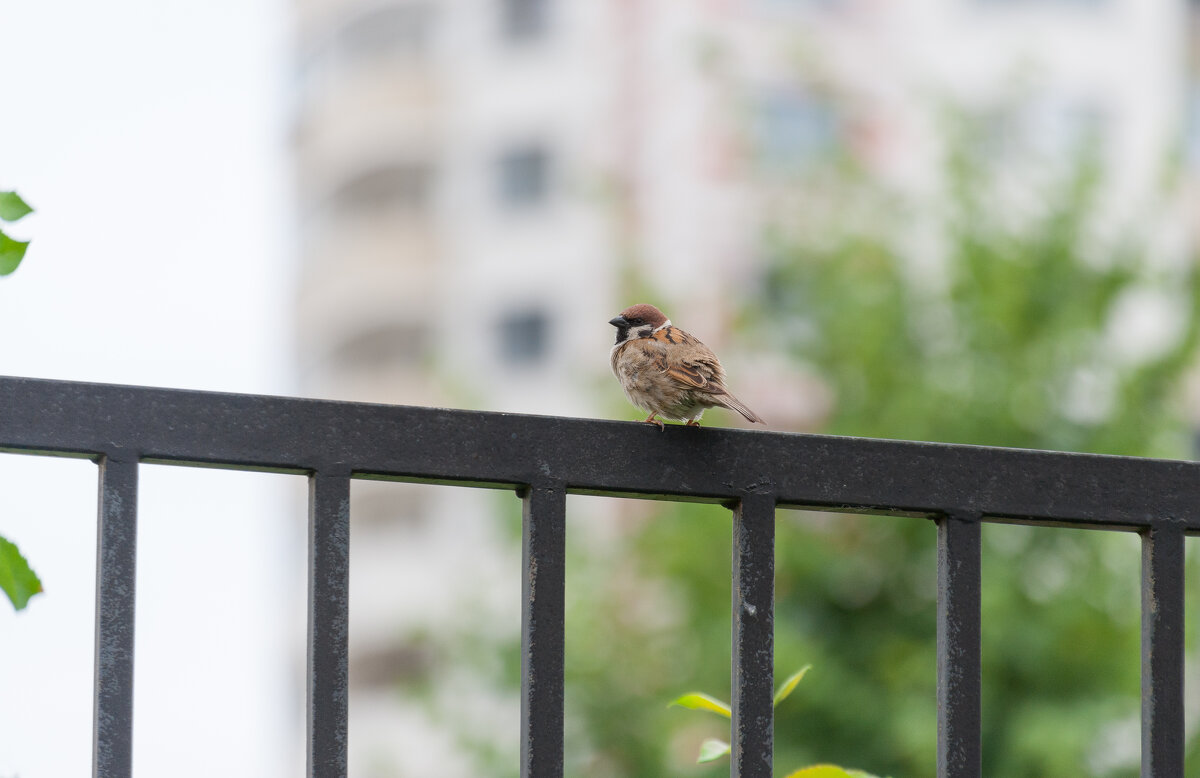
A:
<box><xmin>609</xmin><ymin>316</ymin><xmax>628</xmax><ymax>328</ymax></box>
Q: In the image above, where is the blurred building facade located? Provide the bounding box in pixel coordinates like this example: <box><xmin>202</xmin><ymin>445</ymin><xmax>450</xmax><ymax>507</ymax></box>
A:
<box><xmin>290</xmin><ymin>1</ymin><xmax>621</xmax><ymax>772</ymax></box>
<box><xmin>288</xmin><ymin>0</ymin><xmax>1192</xmax><ymax>774</ymax></box>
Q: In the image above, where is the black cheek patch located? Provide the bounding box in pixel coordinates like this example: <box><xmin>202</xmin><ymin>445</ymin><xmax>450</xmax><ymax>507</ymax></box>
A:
<box><xmin>638</xmin><ymin>328</ymin><xmax>652</xmax><ymax>338</ymax></box>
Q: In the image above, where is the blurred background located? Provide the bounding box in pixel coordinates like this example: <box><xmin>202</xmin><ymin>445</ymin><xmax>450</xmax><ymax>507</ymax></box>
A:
<box><xmin>3</xmin><ymin>0</ymin><xmax>1200</xmax><ymax>776</ymax></box>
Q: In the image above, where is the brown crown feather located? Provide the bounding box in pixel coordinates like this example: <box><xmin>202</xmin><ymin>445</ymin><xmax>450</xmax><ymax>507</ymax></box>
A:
<box><xmin>618</xmin><ymin>303</ymin><xmax>669</xmax><ymax>327</ymax></box>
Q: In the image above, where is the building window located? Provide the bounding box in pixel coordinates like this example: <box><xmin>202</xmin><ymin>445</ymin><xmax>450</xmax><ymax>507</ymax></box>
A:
<box><xmin>500</xmin><ymin>0</ymin><xmax>550</xmax><ymax>42</ymax></box>
<box><xmin>332</xmin><ymin>163</ymin><xmax>432</xmax><ymax>218</ymax></box>
<box><xmin>497</xmin><ymin>146</ymin><xmax>551</xmax><ymax>207</ymax></box>
<box><xmin>1019</xmin><ymin>99</ymin><xmax>1105</xmax><ymax>156</ymax></box>
<box><xmin>1188</xmin><ymin>84</ymin><xmax>1200</xmax><ymax>169</ymax></box>
<box><xmin>334</xmin><ymin>321</ymin><xmax>431</xmax><ymax>370</ymax></box>
<box><xmin>971</xmin><ymin>0</ymin><xmax>1106</xmax><ymax>6</ymax></box>
<box><xmin>497</xmin><ymin>309</ymin><xmax>549</xmax><ymax>365</ymax></box>
<box><xmin>295</xmin><ymin>4</ymin><xmax>434</xmax><ymax>102</ymax></box>
<box><xmin>755</xmin><ymin>90</ymin><xmax>841</xmax><ymax>170</ymax></box>
<box><xmin>760</xmin><ymin>0</ymin><xmax>841</xmax><ymax>10</ymax></box>
<box><xmin>975</xmin><ymin>97</ymin><xmax>1105</xmax><ymax>160</ymax></box>
<box><xmin>338</xmin><ymin>3</ymin><xmax>434</xmax><ymax>63</ymax></box>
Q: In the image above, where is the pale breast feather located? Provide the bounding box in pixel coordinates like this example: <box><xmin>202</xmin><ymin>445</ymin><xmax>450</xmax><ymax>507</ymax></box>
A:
<box><xmin>611</xmin><ymin>338</ymin><xmax>665</xmax><ymax>378</ymax></box>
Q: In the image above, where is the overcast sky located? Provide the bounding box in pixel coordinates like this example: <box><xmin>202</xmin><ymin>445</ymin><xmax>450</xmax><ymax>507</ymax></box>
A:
<box><xmin>0</xmin><ymin>1</ymin><xmax>301</xmax><ymax>774</ymax></box>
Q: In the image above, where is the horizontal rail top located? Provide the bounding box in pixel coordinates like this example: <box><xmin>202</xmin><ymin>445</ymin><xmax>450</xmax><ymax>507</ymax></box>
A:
<box><xmin>2</xmin><ymin>374</ymin><xmax>1192</xmax><ymax>778</ymax></box>
<box><xmin>1</xmin><ymin>375</ymin><xmax>1199</xmax><ymax>529</ymax></box>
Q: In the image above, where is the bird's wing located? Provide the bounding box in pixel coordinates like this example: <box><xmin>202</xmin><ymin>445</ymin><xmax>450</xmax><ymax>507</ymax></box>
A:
<box><xmin>645</xmin><ymin>326</ymin><xmax>764</xmax><ymax>424</ymax></box>
<box><xmin>649</xmin><ymin>327</ymin><xmax>727</xmax><ymax>393</ymax></box>
<box><xmin>665</xmin><ymin>362</ymin><xmax>716</xmax><ymax>390</ymax></box>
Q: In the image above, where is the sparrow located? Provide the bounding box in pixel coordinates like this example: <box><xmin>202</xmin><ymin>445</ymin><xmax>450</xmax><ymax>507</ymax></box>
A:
<box><xmin>609</xmin><ymin>303</ymin><xmax>764</xmax><ymax>429</ymax></box>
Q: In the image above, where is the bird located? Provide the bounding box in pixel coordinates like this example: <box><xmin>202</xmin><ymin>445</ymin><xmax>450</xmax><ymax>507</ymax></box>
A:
<box><xmin>609</xmin><ymin>303</ymin><xmax>764</xmax><ymax>429</ymax></box>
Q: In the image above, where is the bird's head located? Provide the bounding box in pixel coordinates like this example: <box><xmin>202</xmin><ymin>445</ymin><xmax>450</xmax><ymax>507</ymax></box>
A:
<box><xmin>609</xmin><ymin>304</ymin><xmax>670</xmax><ymax>345</ymax></box>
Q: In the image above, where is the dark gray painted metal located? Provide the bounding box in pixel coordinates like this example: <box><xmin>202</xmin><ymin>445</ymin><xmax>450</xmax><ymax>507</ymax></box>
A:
<box><xmin>3</xmin><ymin>376</ymin><xmax>1200</xmax><ymax>529</ymax></box>
<box><xmin>731</xmin><ymin>492</ymin><xmax>775</xmax><ymax>778</ymax></box>
<box><xmin>307</xmin><ymin>472</ymin><xmax>350</xmax><ymax>778</ymax></box>
<box><xmin>937</xmin><ymin>513</ymin><xmax>982</xmax><ymax>778</ymax></box>
<box><xmin>93</xmin><ymin>456</ymin><xmax>137</xmax><ymax>778</ymax></box>
<box><xmin>0</xmin><ymin>375</ymin><xmax>1195</xmax><ymax>774</ymax></box>
<box><xmin>520</xmin><ymin>482</ymin><xmax>566</xmax><ymax>778</ymax></box>
<box><xmin>1140</xmin><ymin>525</ymin><xmax>1185</xmax><ymax>777</ymax></box>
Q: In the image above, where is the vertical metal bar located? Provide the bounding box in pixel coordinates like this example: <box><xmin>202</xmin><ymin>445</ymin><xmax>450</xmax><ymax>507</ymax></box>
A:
<box><xmin>307</xmin><ymin>471</ymin><xmax>351</xmax><ymax>778</ymax></box>
<box><xmin>937</xmin><ymin>511</ymin><xmax>982</xmax><ymax>778</ymax></box>
<box><xmin>731</xmin><ymin>492</ymin><xmax>775</xmax><ymax>778</ymax></box>
<box><xmin>520</xmin><ymin>481</ymin><xmax>566</xmax><ymax>778</ymax></box>
<box><xmin>1140</xmin><ymin>523</ymin><xmax>1185</xmax><ymax>778</ymax></box>
<box><xmin>93</xmin><ymin>456</ymin><xmax>138</xmax><ymax>778</ymax></box>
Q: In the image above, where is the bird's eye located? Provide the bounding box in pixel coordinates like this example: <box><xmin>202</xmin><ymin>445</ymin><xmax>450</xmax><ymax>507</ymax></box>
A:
<box><xmin>628</xmin><ymin>317</ymin><xmax>642</xmax><ymax>325</ymax></box>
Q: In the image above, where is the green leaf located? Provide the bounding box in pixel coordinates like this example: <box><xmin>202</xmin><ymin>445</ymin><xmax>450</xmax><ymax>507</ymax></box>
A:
<box><xmin>696</xmin><ymin>738</ymin><xmax>730</xmax><ymax>763</ymax></box>
<box><xmin>0</xmin><ymin>230</ymin><xmax>30</xmax><ymax>275</ymax></box>
<box><xmin>783</xmin><ymin>768</ymin><xmax>886</xmax><ymax>778</ymax></box>
<box><xmin>773</xmin><ymin>664</ymin><xmax>812</xmax><ymax>707</ymax></box>
<box><xmin>0</xmin><ymin>191</ymin><xmax>33</xmax><ymax>222</ymax></box>
<box><xmin>784</xmin><ymin>766</ymin><xmax>851</xmax><ymax>778</ymax></box>
<box><xmin>784</xmin><ymin>766</ymin><xmax>882</xmax><ymax>778</ymax></box>
<box><xmin>0</xmin><ymin>534</ymin><xmax>43</xmax><ymax>611</ymax></box>
<box><xmin>668</xmin><ymin>692</ymin><xmax>731</xmax><ymax>718</ymax></box>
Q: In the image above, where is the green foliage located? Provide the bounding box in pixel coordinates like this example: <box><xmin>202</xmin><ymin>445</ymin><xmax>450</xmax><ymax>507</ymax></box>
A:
<box><xmin>666</xmin><ymin>666</ymin><xmax>810</xmax><ymax>724</ymax></box>
<box><xmin>669</xmin><ymin>667</ymin><xmax>883</xmax><ymax>775</ymax></box>
<box><xmin>0</xmin><ymin>189</ymin><xmax>33</xmax><ymax>276</ymax></box>
<box><xmin>759</xmin><ymin>148</ymin><xmax>1200</xmax><ymax>457</ymax></box>
<box><xmin>0</xmin><ymin>535</ymin><xmax>43</xmax><ymax>611</ymax></box>
<box><xmin>784</xmin><ymin>766</ymin><xmax>882</xmax><ymax>778</ymax></box>
<box><xmin>554</xmin><ymin>139</ymin><xmax>1198</xmax><ymax>776</ymax></box>
<box><xmin>1</xmin><ymin>188</ymin><xmax>41</xmax><ymax>612</ymax></box>
<box><xmin>697</xmin><ymin>738</ymin><xmax>731</xmax><ymax>764</ymax></box>
<box><xmin>0</xmin><ymin>233</ymin><xmax>30</xmax><ymax>275</ymax></box>
<box><xmin>0</xmin><ymin>190</ymin><xmax>34</xmax><ymax>222</ymax></box>
<box><xmin>432</xmin><ymin>126</ymin><xmax>1200</xmax><ymax>775</ymax></box>
<box><xmin>773</xmin><ymin>665</ymin><xmax>811</xmax><ymax>707</ymax></box>
<box><xmin>745</xmin><ymin>139</ymin><xmax>1199</xmax><ymax>776</ymax></box>
<box><xmin>668</xmin><ymin>692</ymin><xmax>732</xmax><ymax>719</ymax></box>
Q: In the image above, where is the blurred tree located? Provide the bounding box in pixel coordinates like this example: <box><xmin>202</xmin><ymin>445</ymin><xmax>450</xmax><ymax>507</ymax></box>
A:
<box><xmin>423</xmin><ymin>121</ymin><xmax>1200</xmax><ymax>777</ymax></box>
<box><xmin>739</xmin><ymin>124</ymin><xmax>1200</xmax><ymax>776</ymax></box>
<box><xmin>548</xmin><ymin>125</ymin><xmax>1200</xmax><ymax>777</ymax></box>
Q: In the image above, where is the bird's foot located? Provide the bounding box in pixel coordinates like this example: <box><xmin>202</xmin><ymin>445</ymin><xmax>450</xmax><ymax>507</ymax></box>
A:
<box><xmin>685</xmin><ymin>420</ymin><xmax>702</xmax><ymax>427</ymax></box>
<box><xmin>643</xmin><ymin>414</ymin><xmax>665</xmax><ymax>431</ymax></box>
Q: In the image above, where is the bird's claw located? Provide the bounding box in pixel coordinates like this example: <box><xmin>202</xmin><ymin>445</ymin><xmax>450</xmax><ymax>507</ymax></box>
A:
<box><xmin>643</xmin><ymin>415</ymin><xmax>665</xmax><ymax>431</ymax></box>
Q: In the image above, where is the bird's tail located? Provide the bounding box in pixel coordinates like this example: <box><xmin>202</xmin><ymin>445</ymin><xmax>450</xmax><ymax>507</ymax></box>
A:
<box><xmin>717</xmin><ymin>392</ymin><xmax>764</xmax><ymax>425</ymax></box>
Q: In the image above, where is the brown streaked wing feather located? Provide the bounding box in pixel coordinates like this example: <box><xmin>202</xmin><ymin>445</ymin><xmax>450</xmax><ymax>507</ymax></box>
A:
<box><xmin>649</xmin><ymin>325</ymin><xmax>701</xmax><ymax>348</ymax></box>
<box><xmin>656</xmin><ymin>328</ymin><xmax>725</xmax><ymax>393</ymax></box>
<box><xmin>642</xmin><ymin>325</ymin><xmax>764</xmax><ymax>424</ymax></box>
<box><xmin>665</xmin><ymin>364</ymin><xmax>711</xmax><ymax>389</ymax></box>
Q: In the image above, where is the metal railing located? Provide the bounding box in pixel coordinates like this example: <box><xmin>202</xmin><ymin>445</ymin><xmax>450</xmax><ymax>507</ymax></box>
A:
<box><xmin>0</xmin><ymin>375</ymin><xmax>1191</xmax><ymax>778</ymax></box>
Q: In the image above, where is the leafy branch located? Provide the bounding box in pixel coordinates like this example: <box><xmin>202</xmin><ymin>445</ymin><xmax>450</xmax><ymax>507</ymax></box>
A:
<box><xmin>0</xmin><ymin>536</ymin><xmax>43</xmax><ymax>610</ymax></box>
<box><xmin>669</xmin><ymin>666</ymin><xmax>886</xmax><ymax>778</ymax></box>
<box><xmin>0</xmin><ymin>190</ymin><xmax>33</xmax><ymax>276</ymax></box>
<box><xmin>0</xmin><ymin>187</ymin><xmax>41</xmax><ymax>611</ymax></box>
